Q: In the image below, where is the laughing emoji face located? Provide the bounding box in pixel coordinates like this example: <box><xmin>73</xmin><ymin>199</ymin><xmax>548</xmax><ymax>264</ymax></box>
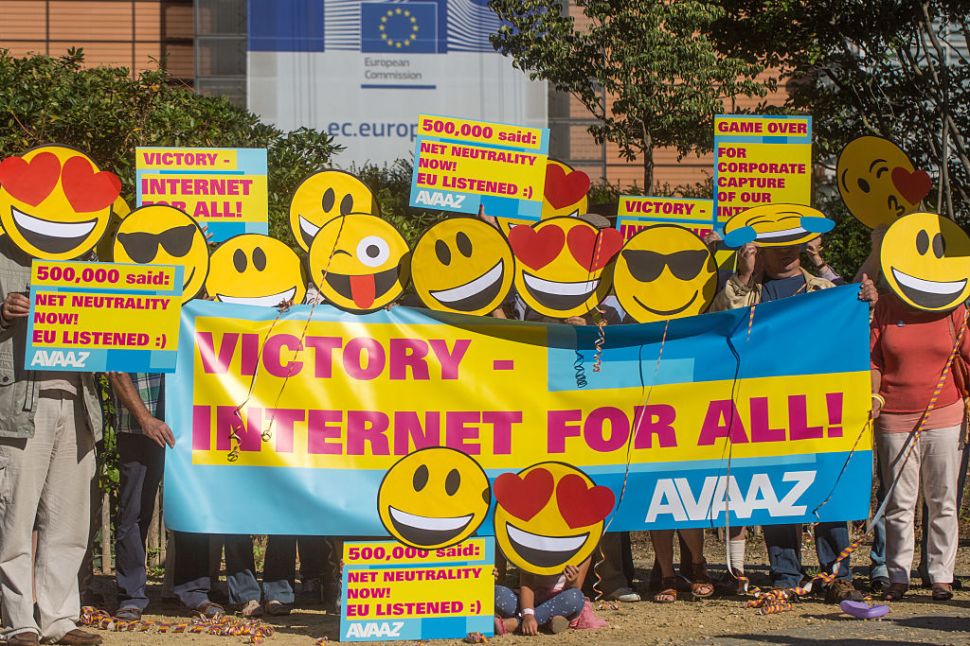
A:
<box><xmin>837</xmin><ymin>136</ymin><xmax>931</xmax><ymax>229</ymax></box>
<box><xmin>207</xmin><ymin>234</ymin><xmax>307</xmax><ymax>307</ymax></box>
<box><xmin>113</xmin><ymin>205</ymin><xmax>210</xmax><ymax>303</ymax></box>
<box><xmin>411</xmin><ymin>218</ymin><xmax>513</xmax><ymax>316</ymax></box>
<box><xmin>614</xmin><ymin>224</ymin><xmax>717</xmax><ymax>323</ymax></box>
<box><xmin>309</xmin><ymin>214</ymin><xmax>409</xmax><ymax>312</ymax></box>
<box><xmin>378</xmin><ymin>447</ymin><xmax>491</xmax><ymax>549</ymax></box>
<box><xmin>493</xmin><ymin>462</ymin><xmax>614</xmax><ymax>575</ymax></box>
<box><xmin>289</xmin><ymin>170</ymin><xmax>378</xmax><ymax>252</ymax></box>
<box><xmin>880</xmin><ymin>212</ymin><xmax>970</xmax><ymax>312</ymax></box>
<box><xmin>722</xmin><ymin>203</ymin><xmax>835</xmax><ymax>249</ymax></box>
<box><xmin>0</xmin><ymin>145</ymin><xmax>120</xmax><ymax>259</ymax></box>
<box><xmin>509</xmin><ymin>217</ymin><xmax>623</xmax><ymax>318</ymax></box>
<box><xmin>498</xmin><ymin>159</ymin><xmax>589</xmax><ymax>236</ymax></box>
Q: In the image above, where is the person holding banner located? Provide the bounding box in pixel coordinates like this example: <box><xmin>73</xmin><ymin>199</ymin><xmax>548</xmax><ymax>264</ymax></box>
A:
<box><xmin>710</xmin><ymin>238</ymin><xmax>877</xmax><ymax>602</ymax></box>
<box><xmin>0</xmin><ymin>239</ymin><xmax>105</xmax><ymax>646</ymax></box>
<box><xmin>870</xmin><ymin>294</ymin><xmax>969</xmax><ymax>602</ymax></box>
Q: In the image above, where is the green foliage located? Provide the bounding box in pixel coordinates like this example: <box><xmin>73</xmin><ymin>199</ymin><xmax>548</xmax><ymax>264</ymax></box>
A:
<box><xmin>489</xmin><ymin>0</ymin><xmax>772</xmax><ymax>189</ymax></box>
<box><xmin>712</xmin><ymin>1</ymin><xmax>970</xmax><ymax>223</ymax></box>
<box><xmin>0</xmin><ymin>49</ymin><xmax>343</xmax><ymax>242</ymax></box>
<box><xmin>352</xmin><ymin>159</ymin><xmax>448</xmax><ymax>245</ymax></box>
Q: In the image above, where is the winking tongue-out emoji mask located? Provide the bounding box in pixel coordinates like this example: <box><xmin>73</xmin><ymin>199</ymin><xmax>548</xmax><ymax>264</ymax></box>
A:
<box><xmin>0</xmin><ymin>145</ymin><xmax>120</xmax><ymax>260</ymax></box>
<box><xmin>308</xmin><ymin>213</ymin><xmax>409</xmax><ymax>313</ymax></box>
<box><xmin>411</xmin><ymin>217</ymin><xmax>514</xmax><ymax>316</ymax></box>
<box><xmin>377</xmin><ymin>447</ymin><xmax>491</xmax><ymax>550</ymax></box>
<box><xmin>493</xmin><ymin>462</ymin><xmax>615</xmax><ymax>575</ymax></box>
<box><xmin>880</xmin><ymin>212</ymin><xmax>970</xmax><ymax>312</ymax></box>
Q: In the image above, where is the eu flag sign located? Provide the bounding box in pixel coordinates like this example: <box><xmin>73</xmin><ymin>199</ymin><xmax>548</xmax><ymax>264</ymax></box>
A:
<box><xmin>361</xmin><ymin>2</ymin><xmax>438</xmax><ymax>54</ymax></box>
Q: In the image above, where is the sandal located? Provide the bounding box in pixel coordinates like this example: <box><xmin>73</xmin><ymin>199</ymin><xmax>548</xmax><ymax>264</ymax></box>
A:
<box><xmin>653</xmin><ymin>576</ymin><xmax>679</xmax><ymax>603</ymax></box>
<box><xmin>690</xmin><ymin>560</ymin><xmax>715</xmax><ymax>599</ymax></box>
<box><xmin>193</xmin><ymin>601</ymin><xmax>225</xmax><ymax>618</ymax></box>
<box><xmin>932</xmin><ymin>583</ymin><xmax>954</xmax><ymax>601</ymax></box>
<box><xmin>882</xmin><ymin>583</ymin><xmax>908</xmax><ymax>601</ymax></box>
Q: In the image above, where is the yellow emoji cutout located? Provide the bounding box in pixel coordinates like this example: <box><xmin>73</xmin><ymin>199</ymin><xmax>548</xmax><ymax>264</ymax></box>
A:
<box><xmin>837</xmin><ymin>136</ymin><xmax>932</xmax><ymax>229</ymax></box>
<box><xmin>207</xmin><ymin>234</ymin><xmax>307</xmax><ymax>307</ymax></box>
<box><xmin>289</xmin><ymin>170</ymin><xmax>378</xmax><ymax>252</ymax></box>
<box><xmin>498</xmin><ymin>159</ymin><xmax>589</xmax><ymax>236</ymax></box>
<box><xmin>509</xmin><ymin>216</ymin><xmax>622</xmax><ymax>318</ymax></box>
<box><xmin>113</xmin><ymin>205</ymin><xmax>210</xmax><ymax>303</ymax></box>
<box><xmin>880</xmin><ymin>212</ymin><xmax>970</xmax><ymax>312</ymax></box>
<box><xmin>493</xmin><ymin>462</ymin><xmax>614</xmax><ymax>575</ymax></box>
<box><xmin>96</xmin><ymin>196</ymin><xmax>132</xmax><ymax>262</ymax></box>
<box><xmin>377</xmin><ymin>447</ymin><xmax>491</xmax><ymax>549</ymax></box>
<box><xmin>0</xmin><ymin>144</ymin><xmax>120</xmax><ymax>259</ymax></box>
<box><xmin>411</xmin><ymin>218</ymin><xmax>514</xmax><ymax>316</ymax></box>
<box><xmin>614</xmin><ymin>224</ymin><xmax>717</xmax><ymax>323</ymax></box>
<box><xmin>308</xmin><ymin>213</ymin><xmax>409</xmax><ymax>312</ymax></box>
<box><xmin>721</xmin><ymin>203</ymin><xmax>835</xmax><ymax>249</ymax></box>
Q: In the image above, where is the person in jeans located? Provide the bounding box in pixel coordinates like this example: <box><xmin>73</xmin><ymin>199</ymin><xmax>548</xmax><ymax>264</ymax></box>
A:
<box><xmin>262</xmin><ymin>536</ymin><xmax>327</xmax><ymax>614</ymax></box>
<box><xmin>710</xmin><ymin>238</ymin><xmax>877</xmax><ymax>601</ymax></box>
<box><xmin>870</xmin><ymin>291</ymin><xmax>968</xmax><ymax>601</ymax></box>
<box><xmin>0</xmin><ymin>237</ymin><xmax>105</xmax><ymax>646</ymax></box>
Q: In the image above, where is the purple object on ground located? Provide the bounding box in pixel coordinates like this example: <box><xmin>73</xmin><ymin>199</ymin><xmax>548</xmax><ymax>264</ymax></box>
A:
<box><xmin>840</xmin><ymin>600</ymin><xmax>891</xmax><ymax>619</ymax></box>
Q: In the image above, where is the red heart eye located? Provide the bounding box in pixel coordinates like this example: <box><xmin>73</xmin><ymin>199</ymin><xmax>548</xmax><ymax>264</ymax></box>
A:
<box><xmin>494</xmin><ymin>468</ymin><xmax>554</xmax><ymax>521</ymax></box>
<box><xmin>566</xmin><ymin>226</ymin><xmax>623</xmax><ymax>271</ymax></box>
<box><xmin>544</xmin><ymin>165</ymin><xmax>591</xmax><ymax>210</ymax></box>
<box><xmin>555</xmin><ymin>474</ymin><xmax>615</xmax><ymax>529</ymax></box>
<box><xmin>508</xmin><ymin>222</ymin><xmax>566</xmax><ymax>271</ymax></box>
<box><xmin>0</xmin><ymin>153</ymin><xmax>61</xmax><ymax>206</ymax></box>
<box><xmin>890</xmin><ymin>167</ymin><xmax>932</xmax><ymax>205</ymax></box>
<box><xmin>61</xmin><ymin>156</ymin><xmax>121</xmax><ymax>213</ymax></box>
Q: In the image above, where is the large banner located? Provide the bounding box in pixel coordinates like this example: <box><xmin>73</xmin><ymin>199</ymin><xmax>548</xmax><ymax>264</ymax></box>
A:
<box><xmin>164</xmin><ymin>286</ymin><xmax>872</xmax><ymax>535</ymax></box>
<box><xmin>247</xmin><ymin>0</ymin><xmax>548</xmax><ymax>166</ymax></box>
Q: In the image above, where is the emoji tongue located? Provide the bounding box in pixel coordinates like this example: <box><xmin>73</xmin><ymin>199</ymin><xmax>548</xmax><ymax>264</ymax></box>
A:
<box><xmin>349</xmin><ymin>274</ymin><xmax>376</xmax><ymax>309</ymax></box>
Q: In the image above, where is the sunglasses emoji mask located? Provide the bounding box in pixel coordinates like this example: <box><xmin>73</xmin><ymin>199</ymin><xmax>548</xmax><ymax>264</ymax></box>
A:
<box><xmin>0</xmin><ymin>145</ymin><xmax>120</xmax><ymax>260</ymax></box>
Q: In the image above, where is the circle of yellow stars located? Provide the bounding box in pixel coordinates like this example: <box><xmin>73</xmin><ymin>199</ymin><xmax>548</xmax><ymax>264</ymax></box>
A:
<box><xmin>379</xmin><ymin>7</ymin><xmax>420</xmax><ymax>48</ymax></box>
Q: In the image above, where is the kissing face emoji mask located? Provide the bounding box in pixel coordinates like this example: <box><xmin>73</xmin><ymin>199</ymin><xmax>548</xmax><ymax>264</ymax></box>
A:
<box><xmin>722</xmin><ymin>203</ymin><xmax>834</xmax><ymax>249</ymax></box>
<box><xmin>0</xmin><ymin>145</ymin><xmax>120</xmax><ymax>259</ymax></box>
<box><xmin>207</xmin><ymin>234</ymin><xmax>307</xmax><ymax>307</ymax></box>
<box><xmin>289</xmin><ymin>170</ymin><xmax>378</xmax><ymax>252</ymax></box>
<box><xmin>411</xmin><ymin>218</ymin><xmax>514</xmax><ymax>316</ymax></box>
<box><xmin>377</xmin><ymin>447</ymin><xmax>491</xmax><ymax>549</ymax></box>
<box><xmin>880</xmin><ymin>212</ymin><xmax>970</xmax><ymax>312</ymax></box>
<box><xmin>509</xmin><ymin>217</ymin><xmax>623</xmax><ymax>318</ymax></box>
<box><xmin>498</xmin><ymin>159</ymin><xmax>589</xmax><ymax>237</ymax></box>
<box><xmin>614</xmin><ymin>224</ymin><xmax>717</xmax><ymax>323</ymax></box>
<box><xmin>308</xmin><ymin>214</ymin><xmax>410</xmax><ymax>312</ymax></box>
<box><xmin>113</xmin><ymin>205</ymin><xmax>209</xmax><ymax>303</ymax></box>
<box><xmin>493</xmin><ymin>462</ymin><xmax>614</xmax><ymax>575</ymax></box>
<box><xmin>837</xmin><ymin>136</ymin><xmax>931</xmax><ymax>229</ymax></box>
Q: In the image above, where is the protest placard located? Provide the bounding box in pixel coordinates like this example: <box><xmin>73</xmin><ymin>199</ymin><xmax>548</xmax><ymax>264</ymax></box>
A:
<box><xmin>410</xmin><ymin>115</ymin><xmax>548</xmax><ymax>219</ymax></box>
<box><xmin>136</xmin><ymin>147</ymin><xmax>268</xmax><ymax>242</ymax></box>
<box><xmin>26</xmin><ymin>260</ymin><xmax>182</xmax><ymax>372</ymax></box>
<box><xmin>616</xmin><ymin>196</ymin><xmax>717</xmax><ymax>240</ymax></box>
<box><xmin>340</xmin><ymin>538</ymin><xmax>494</xmax><ymax>642</ymax></box>
<box><xmin>713</xmin><ymin>115</ymin><xmax>812</xmax><ymax>224</ymax></box>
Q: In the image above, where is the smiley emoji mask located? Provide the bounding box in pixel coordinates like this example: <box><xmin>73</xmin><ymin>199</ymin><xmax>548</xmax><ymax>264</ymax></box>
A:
<box><xmin>722</xmin><ymin>203</ymin><xmax>835</xmax><ymax>249</ymax></box>
<box><xmin>493</xmin><ymin>462</ymin><xmax>615</xmax><ymax>575</ymax></box>
<box><xmin>308</xmin><ymin>213</ymin><xmax>409</xmax><ymax>312</ymax></box>
<box><xmin>880</xmin><ymin>212</ymin><xmax>970</xmax><ymax>312</ymax></box>
<box><xmin>509</xmin><ymin>217</ymin><xmax>622</xmax><ymax>318</ymax></box>
<box><xmin>0</xmin><ymin>144</ymin><xmax>120</xmax><ymax>259</ymax></box>
<box><xmin>837</xmin><ymin>136</ymin><xmax>932</xmax><ymax>229</ymax></box>
<box><xmin>289</xmin><ymin>170</ymin><xmax>378</xmax><ymax>252</ymax></box>
<box><xmin>614</xmin><ymin>224</ymin><xmax>717</xmax><ymax>323</ymax></box>
<box><xmin>113</xmin><ymin>205</ymin><xmax>209</xmax><ymax>303</ymax></box>
<box><xmin>377</xmin><ymin>447</ymin><xmax>491</xmax><ymax>549</ymax></box>
<box><xmin>411</xmin><ymin>218</ymin><xmax>514</xmax><ymax>316</ymax></box>
<box><xmin>207</xmin><ymin>234</ymin><xmax>307</xmax><ymax>307</ymax></box>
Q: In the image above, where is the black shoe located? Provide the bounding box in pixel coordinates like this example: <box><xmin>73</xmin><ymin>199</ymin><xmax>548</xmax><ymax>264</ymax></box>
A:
<box><xmin>870</xmin><ymin>576</ymin><xmax>890</xmax><ymax>594</ymax></box>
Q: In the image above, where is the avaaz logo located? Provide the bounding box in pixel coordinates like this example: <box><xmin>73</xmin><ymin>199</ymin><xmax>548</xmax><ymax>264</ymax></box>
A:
<box><xmin>345</xmin><ymin>622</ymin><xmax>405</xmax><ymax>639</ymax></box>
<box><xmin>30</xmin><ymin>350</ymin><xmax>90</xmax><ymax>369</ymax></box>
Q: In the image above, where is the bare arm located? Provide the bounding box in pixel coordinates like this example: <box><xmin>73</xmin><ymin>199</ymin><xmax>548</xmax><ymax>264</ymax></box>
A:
<box><xmin>108</xmin><ymin>373</ymin><xmax>175</xmax><ymax>448</ymax></box>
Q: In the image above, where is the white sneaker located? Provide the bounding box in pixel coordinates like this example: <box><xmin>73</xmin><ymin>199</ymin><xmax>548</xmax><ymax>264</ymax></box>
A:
<box><xmin>607</xmin><ymin>587</ymin><xmax>641</xmax><ymax>602</ymax></box>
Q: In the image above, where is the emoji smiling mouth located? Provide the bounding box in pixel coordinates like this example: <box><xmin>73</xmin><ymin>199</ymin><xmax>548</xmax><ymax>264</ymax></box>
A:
<box><xmin>429</xmin><ymin>260</ymin><xmax>504</xmax><ymax>312</ymax></box>
<box><xmin>891</xmin><ymin>267</ymin><xmax>967</xmax><ymax>309</ymax></box>
<box><xmin>11</xmin><ymin>206</ymin><xmax>98</xmax><ymax>255</ymax></box>
<box><xmin>505</xmin><ymin>522</ymin><xmax>589</xmax><ymax>569</ymax></box>
<box><xmin>299</xmin><ymin>216</ymin><xmax>321</xmax><ymax>248</ymax></box>
<box><xmin>633</xmin><ymin>290</ymin><xmax>698</xmax><ymax>317</ymax></box>
<box><xmin>324</xmin><ymin>265</ymin><xmax>399</xmax><ymax>310</ymax></box>
<box><xmin>521</xmin><ymin>272</ymin><xmax>599</xmax><ymax>311</ymax></box>
<box><xmin>217</xmin><ymin>287</ymin><xmax>297</xmax><ymax>307</ymax></box>
<box><xmin>388</xmin><ymin>507</ymin><xmax>473</xmax><ymax>546</ymax></box>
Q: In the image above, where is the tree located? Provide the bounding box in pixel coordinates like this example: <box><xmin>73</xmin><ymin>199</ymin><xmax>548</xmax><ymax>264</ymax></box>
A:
<box><xmin>489</xmin><ymin>0</ymin><xmax>771</xmax><ymax>190</ymax></box>
<box><xmin>712</xmin><ymin>1</ymin><xmax>970</xmax><ymax>224</ymax></box>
